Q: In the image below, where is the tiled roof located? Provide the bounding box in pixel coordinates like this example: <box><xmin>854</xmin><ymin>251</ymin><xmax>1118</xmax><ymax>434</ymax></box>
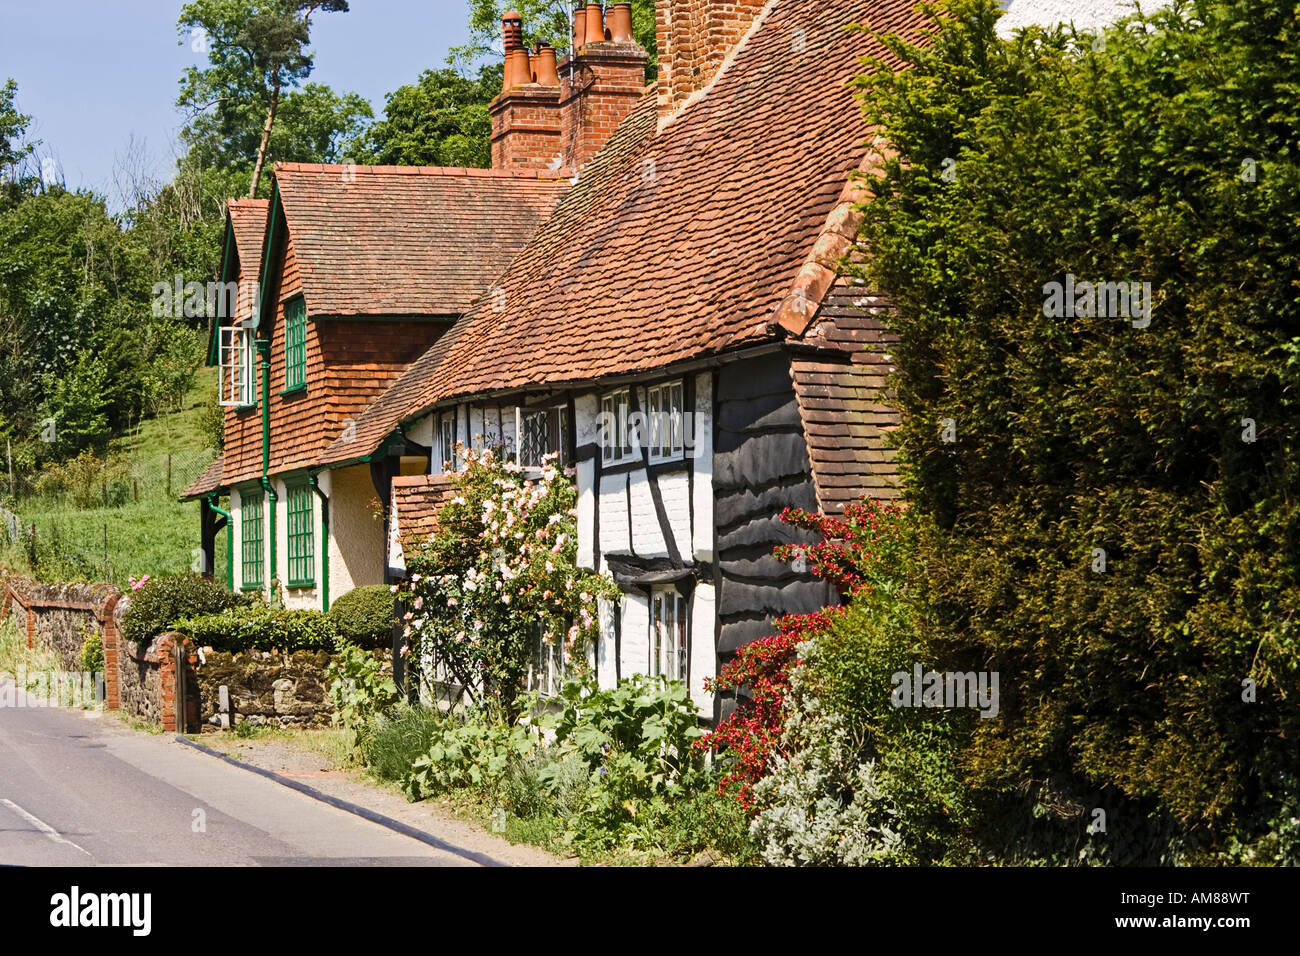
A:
<box><xmin>391</xmin><ymin>473</ymin><xmax>460</xmax><ymax>548</ymax></box>
<box><xmin>181</xmin><ymin>456</ymin><xmax>224</xmax><ymax>500</ymax></box>
<box><xmin>227</xmin><ymin>198</ymin><xmax>269</xmax><ymax>272</ymax></box>
<box><xmin>321</xmin><ymin>0</ymin><xmax>928</xmax><ymax>467</ymax></box>
<box><xmin>272</xmin><ymin>163</ymin><xmax>570</xmax><ymax>317</ymax></box>
<box><xmin>792</xmin><ymin>280</ymin><xmax>901</xmax><ymax>513</ymax></box>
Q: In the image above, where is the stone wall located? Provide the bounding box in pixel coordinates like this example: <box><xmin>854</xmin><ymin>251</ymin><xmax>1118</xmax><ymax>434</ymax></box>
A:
<box><xmin>1</xmin><ymin>576</ymin><xmax>121</xmax><ymax>670</ymax></box>
<box><xmin>112</xmin><ymin>630</ymin><xmax>198</xmax><ymax>733</ymax></box>
<box><xmin>118</xmin><ymin>638</ymin><xmax>163</xmax><ymax>724</ymax></box>
<box><xmin>194</xmin><ymin>648</ymin><xmax>391</xmax><ymax>730</ymax></box>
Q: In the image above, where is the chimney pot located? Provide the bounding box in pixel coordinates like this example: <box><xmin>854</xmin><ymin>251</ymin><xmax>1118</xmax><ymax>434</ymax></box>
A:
<box><xmin>582</xmin><ymin>2</ymin><xmax>605</xmax><ymax>47</ymax></box>
<box><xmin>501</xmin><ymin>11</ymin><xmax>524</xmax><ymax>53</ymax></box>
<box><xmin>533</xmin><ymin>44</ymin><xmax>559</xmax><ymax>86</ymax></box>
<box><xmin>504</xmin><ymin>48</ymin><xmax>532</xmax><ymax>91</ymax></box>
<box><xmin>607</xmin><ymin>3</ymin><xmax>633</xmax><ymax>43</ymax></box>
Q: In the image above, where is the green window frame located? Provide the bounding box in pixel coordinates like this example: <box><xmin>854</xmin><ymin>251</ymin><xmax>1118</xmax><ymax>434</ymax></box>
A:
<box><xmin>284</xmin><ymin>296</ymin><xmax>307</xmax><ymax>392</ymax></box>
<box><xmin>286</xmin><ymin>481</ymin><xmax>315</xmax><ymax>587</ymax></box>
<box><xmin>241</xmin><ymin>490</ymin><xmax>264</xmax><ymax>590</ymax></box>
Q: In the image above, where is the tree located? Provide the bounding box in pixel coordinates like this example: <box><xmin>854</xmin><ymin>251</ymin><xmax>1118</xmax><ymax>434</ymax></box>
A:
<box><xmin>0</xmin><ymin>79</ymin><xmax>37</xmax><ymax>211</ymax></box>
<box><xmin>855</xmin><ymin>0</ymin><xmax>1300</xmax><ymax>860</ymax></box>
<box><xmin>450</xmin><ymin>0</ymin><xmax>658</xmax><ymax>79</ymax></box>
<box><xmin>177</xmin><ymin>0</ymin><xmax>352</xmax><ymax>197</ymax></box>
<box><xmin>346</xmin><ymin>65</ymin><xmax>501</xmax><ymax>169</ymax></box>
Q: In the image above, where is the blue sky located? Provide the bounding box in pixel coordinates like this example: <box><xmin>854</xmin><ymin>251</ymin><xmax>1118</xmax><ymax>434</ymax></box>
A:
<box><xmin>0</xmin><ymin>0</ymin><xmax>476</xmax><ymax>200</ymax></box>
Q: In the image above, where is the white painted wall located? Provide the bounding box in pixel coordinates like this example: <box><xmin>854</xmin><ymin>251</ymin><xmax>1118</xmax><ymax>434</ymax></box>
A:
<box><xmin>406</xmin><ymin>414</ymin><xmax>434</xmax><ymax>449</ymax></box>
<box><xmin>690</xmin><ymin>583</ymin><xmax>717</xmax><ymax>712</ymax></box>
<box><xmin>598</xmin><ymin>471</ymin><xmax>631</xmax><ymax>555</ymax></box>
<box><xmin>327</xmin><ymin>464</ymin><xmax>385</xmax><ymax>605</ymax></box>
<box><xmin>595</xmin><ymin>593</ymin><xmax>618</xmax><ymax>687</ymax></box>
<box><xmin>691</xmin><ymin>371</ymin><xmax>714</xmax><ymax>562</ymax></box>
<box><xmin>620</xmin><ymin>592</ymin><xmax>650</xmax><ymax>678</ymax></box>
<box><xmin>627</xmin><ymin>469</ymin><xmax>666</xmax><ymax>555</ymax></box>
<box><xmin>575</xmin><ymin>393</ymin><xmax>598</xmax><ymax>569</ymax></box>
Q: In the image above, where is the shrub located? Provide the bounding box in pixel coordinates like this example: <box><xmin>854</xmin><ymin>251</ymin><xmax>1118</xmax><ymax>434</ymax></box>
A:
<box><xmin>121</xmin><ymin>573</ymin><xmax>246</xmax><ymax>645</ymax></box>
<box><xmin>400</xmin><ymin>446</ymin><xmax>619</xmax><ymax>719</ymax></box>
<box><xmin>854</xmin><ymin>0</ymin><xmax>1300</xmax><ymax>849</ymax></box>
<box><xmin>78</xmin><ymin>627</ymin><xmax>103</xmax><ymax>674</ymax></box>
<box><xmin>174</xmin><ymin>605</ymin><xmax>336</xmax><ymax>653</ymax></box>
<box><xmin>327</xmin><ymin>639</ymin><xmax>401</xmax><ymax>749</ymax></box>
<box><xmin>327</xmin><ymin>585</ymin><xmax>395</xmax><ymax>649</ymax></box>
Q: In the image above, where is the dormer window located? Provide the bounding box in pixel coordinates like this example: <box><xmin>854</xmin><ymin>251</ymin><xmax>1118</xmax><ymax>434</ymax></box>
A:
<box><xmin>218</xmin><ymin>323</ymin><xmax>256</xmax><ymax>407</ymax></box>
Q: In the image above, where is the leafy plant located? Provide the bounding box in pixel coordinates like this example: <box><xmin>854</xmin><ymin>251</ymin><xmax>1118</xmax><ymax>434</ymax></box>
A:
<box><xmin>173</xmin><ymin>604</ymin><xmax>335</xmax><ymax>652</ymax></box>
<box><xmin>78</xmin><ymin>626</ymin><xmax>104</xmax><ymax>674</ymax></box>
<box><xmin>402</xmin><ymin>713</ymin><xmax>535</xmax><ymax>801</ymax></box>
<box><xmin>327</xmin><ymin>639</ymin><xmax>400</xmax><ymax>748</ymax></box>
<box><xmin>327</xmin><ymin>584</ymin><xmax>394</xmax><ymax>649</ymax></box>
<box><xmin>122</xmin><ymin>572</ymin><xmax>247</xmax><ymax>645</ymax></box>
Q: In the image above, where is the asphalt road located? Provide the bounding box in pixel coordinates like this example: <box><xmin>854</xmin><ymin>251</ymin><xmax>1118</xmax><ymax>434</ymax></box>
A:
<box><xmin>0</xmin><ymin>683</ymin><xmax>476</xmax><ymax>867</ymax></box>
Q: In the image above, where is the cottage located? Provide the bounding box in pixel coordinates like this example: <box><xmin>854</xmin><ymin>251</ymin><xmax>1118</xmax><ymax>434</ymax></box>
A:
<box><xmin>186</xmin><ymin>0</ymin><xmax>1153</xmax><ymax>717</ymax></box>
<box><xmin>309</xmin><ymin>0</ymin><xmax>924</xmax><ymax>719</ymax></box>
<box><xmin>182</xmin><ymin>167</ymin><xmax>569</xmax><ymax>609</ymax></box>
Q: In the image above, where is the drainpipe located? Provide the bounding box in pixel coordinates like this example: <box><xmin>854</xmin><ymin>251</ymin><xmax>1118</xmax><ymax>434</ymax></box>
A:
<box><xmin>308</xmin><ymin>471</ymin><xmax>330</xmax><ymax>612</ymax></box>
<box><xmin>260</xmin><ymin>476</ymin><xmax>278</xmax><ymax>592</ymax></box>
<box><xmin>258</xmin><ymin>338</ymin><xmax>278</xmax><ymax>589</ymax></box>
<box><xmin>206</xmin><ymin>494</ymin><xmax>234</xmax><ymax>592</ymax></box>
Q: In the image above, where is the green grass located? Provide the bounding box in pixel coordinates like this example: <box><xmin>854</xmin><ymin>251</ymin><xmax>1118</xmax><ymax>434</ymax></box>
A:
<box><xmin>0</xmin><ymin>367</ymin><xmax>228</xmax><ymax>589</ymax></box>
<box><xmin>0</xmin><ymin>616</ymin><xmax>58</xmax><ymax>677</ymax></box>
<box><xmin>109</xmin><ymin>366</ymin><xmax>219</xmax><ymax>462</ymax></box>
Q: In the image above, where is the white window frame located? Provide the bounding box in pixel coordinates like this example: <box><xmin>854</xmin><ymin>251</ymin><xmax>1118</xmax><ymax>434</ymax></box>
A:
<box><xmin>646</xmin><ymin>380</ymin><xmax>685</xmax><ymax>464</ymax></box>
<box><xmin>439</xmin><ymin>416</ymin><xmax>455</xmax><ymax>472</ymax></box>
<box><xmin>600</xmin><ymin>389</ymin><xmax>635</xmax><ymax>465</ymax></box>
<box><xmin>218</xmin><ymin>323</ymin><xmax>256</xmax><ymax>407</ymax></box>
<box><xmin>649</xmin><ymin>586</ymin><xmax>689</xmax><ymax>682</ymax></box>
<box><xmin>528</xmin><ymin>628</ymin><xmax>567</xmax><ymax>697</ymax></box>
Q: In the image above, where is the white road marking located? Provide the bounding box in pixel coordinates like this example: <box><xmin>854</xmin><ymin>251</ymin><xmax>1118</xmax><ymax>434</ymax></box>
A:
<box><xmin>0</xmin><ymin>798</ymin><xmax>93</xmax><ymax>857</ymax></box>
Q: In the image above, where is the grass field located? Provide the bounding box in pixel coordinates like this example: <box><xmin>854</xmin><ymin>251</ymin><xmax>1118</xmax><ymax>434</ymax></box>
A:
<box><xmin>0</xmin><ymin>367</ymin><xmax>229</xmax><ymax>589</ymax></box>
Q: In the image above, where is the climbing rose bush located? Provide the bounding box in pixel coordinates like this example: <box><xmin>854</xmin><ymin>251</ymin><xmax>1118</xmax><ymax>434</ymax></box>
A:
<box><xmin>400</xmin><ymin>445</ymin><xmax>618</xmax><ymax>717</ymax></box>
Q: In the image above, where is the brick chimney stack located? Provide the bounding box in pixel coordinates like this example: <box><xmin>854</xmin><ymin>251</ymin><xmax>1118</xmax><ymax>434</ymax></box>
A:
<box><xmin>491</xmin><ymin>12</ymin><xmax>565</xmax><ymax>170</ymax></box>
<box><xmin>559</xmin><ymin>3</ymin><xmax>648</xmax><ymax>173</ymax></box>
<box><xmin>491</xmin><ymin>5</ymin><xmax>648</xmax><ymax>175</ymax></box>
<box><xmin>656</xmin><ymin>0</ymin><xmax>766</xmax><ymax>123</ymax></box>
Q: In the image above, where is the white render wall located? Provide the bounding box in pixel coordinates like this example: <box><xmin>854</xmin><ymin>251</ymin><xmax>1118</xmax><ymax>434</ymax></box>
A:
<box><xmin>328</xmin><ymin>464</ymin><xmax>386</xmax><ymax>604</ymax></box>
<box><xmin>415</xmin><ymin>372</ymin><xmax>719</xmax><ymax>710</ymax></box>
<box><xmin>997</xmin><ymin>0</ymin><xmax>1168</xmax><ymax>35</ymax></box>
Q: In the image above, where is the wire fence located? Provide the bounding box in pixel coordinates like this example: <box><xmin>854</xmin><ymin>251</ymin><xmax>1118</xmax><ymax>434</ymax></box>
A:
<box><xmin>2</xmin><ymin>448</ymin><xmax>219</xmax><ymax>509</ymax></box>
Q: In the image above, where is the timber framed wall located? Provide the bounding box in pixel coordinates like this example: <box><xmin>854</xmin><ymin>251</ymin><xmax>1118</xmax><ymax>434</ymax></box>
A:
<box><xmin>711</xmin><ymin>351</ymin><xmax>835</xmax><ymax>720</ymax></box>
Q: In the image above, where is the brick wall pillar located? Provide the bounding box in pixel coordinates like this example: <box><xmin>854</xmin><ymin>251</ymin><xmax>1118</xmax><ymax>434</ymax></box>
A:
<box><xmin>101</xmin><ymin>594</ymin><xmax>121</xmax><ymax>710</ymax></box>
<box><xmin>156</xmin><ymin>632</ymin><xmax>198</xmax><ymax>733</ymax></box>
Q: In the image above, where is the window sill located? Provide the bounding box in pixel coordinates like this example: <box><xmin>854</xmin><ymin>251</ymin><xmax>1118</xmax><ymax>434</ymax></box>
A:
<box><xmin>280</xmin><ymin>385</ymin><xmax>307</xmax><ymax>397</ymax></box>
<box><xmin>240</xmin><ymin>583</ymin><xmax>263</xmax><ymax>592</ymax></box>
<box><xmin>286</xmin><ymin>580</ymin><xmax>315</xmax><ymax>590</ymax></box>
